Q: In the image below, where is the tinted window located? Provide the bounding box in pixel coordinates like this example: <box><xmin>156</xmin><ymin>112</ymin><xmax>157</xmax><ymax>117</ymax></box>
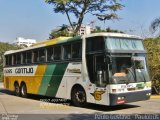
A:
<box><xmin>86</xmin><ymin>36</ymin><xmax>104</xmax><ymax>52</ymax></box>
<box><xmin>8</xmin><ymin>55</ymin><xmax>12</xmax><ymax>66</ymax></box>
<box><xmin>33</xmin><ymin>50</ymin><xmax>38</xmax><ymax>63</ymax></box>
<box><xmin>47</xmin><ymin>47</ymin><xmax>53</xmax><ymax>62</ymax></box>
<box><xmin>17</xmin><ymin>53</ymin><xmax>21</xmax><ymax>64</ymax></box>
<box><xmin>22</xmin><ymin>52</ymin><xmax>26</xmax><ymax>64</ymax></box>
<box><xmin>63</xmin><ymin>44</ymin><xmax>71</xmax><ymax>60</ymax></box>
<box><xmin>13</xmin><ymin>54</ymin><xmax>16</xmax><ymax>65</ymax></box>
<box><xmin>54</xmin><ymin>46</ymin><xmax>61</xmax><ymax>60</ymax></box>
<box><xmin>5</xmin><ymin>56</ymin><xmax>9</xmax><ymax>66</ymax></box>
<box><xmin>72</xmin><ymin>42</ymin><xmax>82</xmax><ymax>59</ymax></box>
<box><xmin>26</xmin><ymin>51</ymin><xmax>32</xmax><ymax>63</ymax></box>
<box><xmin>39</xmin><ymin>49</ymin><xmax>46</xmax><ymax>62</ymax></box>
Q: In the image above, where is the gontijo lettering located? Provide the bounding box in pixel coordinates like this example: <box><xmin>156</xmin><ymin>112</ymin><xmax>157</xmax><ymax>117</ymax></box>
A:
<box><xmin>15</xmin><ymin>68</ymin><xmax>33</xmax><ymax>74</ymax></box>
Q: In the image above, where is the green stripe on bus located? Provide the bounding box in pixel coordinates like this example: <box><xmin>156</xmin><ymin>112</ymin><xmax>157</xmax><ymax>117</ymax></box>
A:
<box><xmin>38</xmin><ymin>64</ymin><xmax>56</xmax><ymax>95</ymax></box>
<box><xmin>45</xmin><ymin>63</ymin><xmax>68</xmax><ymax>96</ymax></box>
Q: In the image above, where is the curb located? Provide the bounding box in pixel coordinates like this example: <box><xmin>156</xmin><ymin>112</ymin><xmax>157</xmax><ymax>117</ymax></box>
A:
<box><xmin>150</xmin><ymin>95</ymin><xmax>160</xmax><ymax>99</ymax></box>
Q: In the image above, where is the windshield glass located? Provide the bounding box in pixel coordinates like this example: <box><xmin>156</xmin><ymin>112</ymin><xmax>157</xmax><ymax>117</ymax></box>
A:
<box><xmin>105</xmin><ymin>37</ymin><xmax>144</xmax><ymax>51</ymax></box>
<box><xmin>111</xmin><ymin>56</ymin><xmax>150</xmax><ymax>84</ymax></box>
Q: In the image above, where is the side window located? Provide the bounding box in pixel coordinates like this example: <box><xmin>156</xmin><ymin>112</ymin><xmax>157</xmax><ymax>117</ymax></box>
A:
<box><xmin>72</xmin><ymin>42</ymin><xmax>82</xmax><ymax>59</ymax></box>
<box><xmin>47</xmin><ymin>47</ymin><xmax>53</xmax><ymax>62</ymax></box>
<box><xmin>33</xmin><ymin>50</ymin><xmax>38</xmax><ymax>63</ymax></box>
<box><xmin>26</xmin><ymin>51</ymin><xmax>32</xmax><ymax>63</ymax></box>
<box><xmin>5</xmin><ymin>56</ymin><xmax>9</xmax><ymax>66</ymax></box>
<box><xmin>17</xmin><ymin>53</ymin><xmax>21</xmax><ymax>64</ymax></box>
<box><xmin>13</xmin><ymin>54</ymin><xmax>16</xmax><ymax>65</ymax></box>
<box><xmin>86</xmin><ymin>36</ymin><xmax>104</xmax><ymax>52</ymax></box>
<box><xmin>9</xmin><ymin>55</ymin><xmax>12</xmax><ymax>66</ymax></box>
<box><xmin>22</xmin><ymin>52</ymin><xmax>26</xmax><ymax>64</ymax></box>
<box><xmin>63</xmin><ymin>44</ymin><xmax>71</xmax><ymax>60</ymax></box>
<box><xmin>39</xmin><ymin>48</ymin><xmax>46</xmax><ymax>62</ymax></box>
<box><xmin>54</xmin><ymin>46</ymin><xmax>61</xmax><ymax>60</ymax></box>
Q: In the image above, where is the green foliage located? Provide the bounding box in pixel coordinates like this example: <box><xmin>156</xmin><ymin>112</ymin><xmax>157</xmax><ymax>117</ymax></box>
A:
<box><xmin>144</xmin><ymin>38</ymin><xmax>160</xmax><ymax>81</ymax></box>
<box><xmin>92</xmin><ymin>26</ymin><xmax>124</xmax><ymax>33</ymax></box>
<box><xmin>45</xmin><ymin>0</ymin><xmax>123</xmax><ymax>34</ymax></box>
<box><xmin>0</xmin><ymin>42</ymin><xmax>21</xmax><ymax>82</ymax></box>
<box><xmin>49</xmin><ymin>24</ymin><xmax>75</xmax><ymax>39</ymax></box>
<box><xmin>49</xmin><ymin>29</ymin><xmax>70</xmax><ymax>39</ymax></box>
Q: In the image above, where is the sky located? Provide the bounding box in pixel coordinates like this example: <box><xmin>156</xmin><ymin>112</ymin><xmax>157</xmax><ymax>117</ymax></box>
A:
<box><xmin>0</xmin><ymin>0</ymin><xmax>160</xmax><ymax>43</ymax></box>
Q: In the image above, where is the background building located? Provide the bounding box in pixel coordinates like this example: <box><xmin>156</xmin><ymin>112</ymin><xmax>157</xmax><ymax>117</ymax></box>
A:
<box><xmin>13</xmin><ymin>37</ymin><xmax>36</xmax><ymax>47</ymax></box>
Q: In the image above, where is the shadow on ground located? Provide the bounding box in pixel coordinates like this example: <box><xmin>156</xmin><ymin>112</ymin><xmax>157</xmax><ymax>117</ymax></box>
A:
<box><xmin>0</xmin><ymin>89</ymin><xmax>140</xmax><ymax>112</ymax></box>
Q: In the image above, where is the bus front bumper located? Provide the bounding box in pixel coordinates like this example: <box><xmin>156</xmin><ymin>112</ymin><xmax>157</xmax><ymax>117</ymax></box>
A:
<box><xmin>109</xmin><ymin>90</ymin><xmax>151</xmax><ymax>106</ymax></box>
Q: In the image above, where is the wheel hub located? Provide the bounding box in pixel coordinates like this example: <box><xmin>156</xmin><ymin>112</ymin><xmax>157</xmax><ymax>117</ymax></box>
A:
<box><xmin>75</xmin><ymin>91</ymin><xmax>85</xmax><ymax>103</ymax></box>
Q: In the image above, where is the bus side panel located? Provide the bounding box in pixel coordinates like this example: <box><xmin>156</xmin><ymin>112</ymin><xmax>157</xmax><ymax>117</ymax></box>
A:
<box><xmin>56</xmin><ymin>62</ymin><xmax>82</xmax><ymax>99</ymax></box>
<box><xmin>27</xmin><ymin>65</ymin><xmax>47</xmax><ymax>94</ymax></box>
<box><xmin>38</xmin><ymin>63</ymin><xmax>68</xmax><ymax>97</ymax></box>
<box><xmin>3</xmin><ymin>65</ymin><xmax>47</xmax><ymax>95</ymax></box>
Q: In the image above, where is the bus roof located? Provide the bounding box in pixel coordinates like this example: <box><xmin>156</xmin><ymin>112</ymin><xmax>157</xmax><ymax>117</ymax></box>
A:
<box><xmin>4</xmin><ymin>32</ymin><xmax>142</xmax><ymax>55</ymax></box>
<box><xmin>84</xmin><ymin>32</ymin><xmax>142</xmax><ymax>39</ymax></box>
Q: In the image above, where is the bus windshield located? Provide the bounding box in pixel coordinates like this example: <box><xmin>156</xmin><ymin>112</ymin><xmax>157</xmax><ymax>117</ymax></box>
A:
<box><xmin>111</xmin><ymin>56</ymin><xmax>150</xmax><ymax>84</ymax></box>
<box><xmin>105</xmin><ymin>37</ymin><xmax>144</xmax><ymax>51</ymax></box>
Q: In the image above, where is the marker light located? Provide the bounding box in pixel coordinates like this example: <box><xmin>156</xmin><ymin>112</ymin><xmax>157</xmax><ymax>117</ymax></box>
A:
<box><xmin>112</xmin><ymin>89</ymin><xmax>117</xmax><ymax>93</ymax></box>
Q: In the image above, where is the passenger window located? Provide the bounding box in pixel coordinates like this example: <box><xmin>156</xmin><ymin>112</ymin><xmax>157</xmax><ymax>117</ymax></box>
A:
<box><xmin>17</xmin><ymin>53</ymin><xmax>21</xmax><ymax>64</ymax></box>
<box><xmin>26</xmin><ymin>51</ymin><xmax>32</xmax><ymax>63</ymax></box>
<box><xmin>72</xmin><ymin>42</ymin><xmax>82</xmax><ymax>59</ymax></box>
<box><xmin>63</xmin><ymin>44</ymin><xmax>71</xmax><ymax>60</ymax></box>
<box><xmin>22</xmin><ymin>52</ymin><xmax>26</xmax><ymax>64</ymax></box>
<box><xmin>9</xmin><ymin>55</ymin><xmax>12</xmax><ymax>65</ymax></box>
<box><xmin>5</xmin><ymin>56</ymin><xmax>9</xmax><ymax>66</ymax></box>
<box><xmin>33</xmin><ymin>50</ymin><xmax>38</xmax><ymax>63</ymax></box>
<box><xmin>54</xmin><ymin>46</ymin><xmax>61</xmax><ymax>60</ymax></box>
<box><xmin>39</xmin><ymin>49</ymin><xmax>46</xmax><ymax>62</ymax></box>
<box><xmin>47</xmin><ymin>47</ymin><xmax>53</xmax><ymax>62</ymax></box>
<box><xmin>13</xmin><ymin>54</ymin><xmax>16</xmax><ymax>65</ymax></box>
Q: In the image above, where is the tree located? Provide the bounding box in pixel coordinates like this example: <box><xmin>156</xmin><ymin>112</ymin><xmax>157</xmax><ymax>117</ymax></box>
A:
<box><xmin>150</xmin><ymin>17</ymin><xmax>160</xmax><ymax>37</ymax></box>
<box><xmin>49</xmin><ymin>24</ymin><xmax>71</xmax><ymax>39</ymax></box>
<box><xmin>45</xmin><ymin>0</ymin><xmax>123</xmax><ymax>35</ymax></box>
<box><xmin>0</xmin><ymin>42</ymin><xmax>21</xmax><ymax>81</ymax></box>
<box><xmin>92</xmin><ymin>26</ymin><xmax>124</xmax><ymax>33</ymax></box>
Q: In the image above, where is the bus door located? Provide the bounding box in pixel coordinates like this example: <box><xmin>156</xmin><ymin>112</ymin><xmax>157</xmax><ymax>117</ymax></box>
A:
<box><xmin>94</xmin><ymin>54</ymin><xmax>108</xmax><ymax>87</ymax></box>
<box><xmin>86</xmin><ymin>54</ymin><xmax>109</xmax><ymax>103</ymax></box>
<box><xmin>93</xmin><ymin>54</ymin><xmax>109</xmax><ymax>104</ymax></box>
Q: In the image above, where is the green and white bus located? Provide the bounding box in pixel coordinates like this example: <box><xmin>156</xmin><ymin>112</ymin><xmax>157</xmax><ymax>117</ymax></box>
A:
<box><xmin>3</xmin><ymin>33</ymin><xmax>151</xmax><ymax>106</ymax></box>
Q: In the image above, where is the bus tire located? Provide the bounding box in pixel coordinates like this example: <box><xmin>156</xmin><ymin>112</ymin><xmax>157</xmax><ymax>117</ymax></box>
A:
<box><xmin>71</xmin><ymin>86</ymin><xmax>86</xmax><ymax>107</ymax></box>
<box><xmin>14</xmin><ymin>83</ymin><xmax>21</xmax><ymax>97</ymax></box>
<box><xmin>21</xmin><ymin>83</ymin><xmax>28</xmax><ymax>98</ymax></box>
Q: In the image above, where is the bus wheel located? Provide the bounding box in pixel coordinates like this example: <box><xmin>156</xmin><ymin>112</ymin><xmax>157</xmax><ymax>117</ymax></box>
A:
<box><xmin>71</xmin><ymin>87</ymin><xmax>86</xmax><ymax>107</ymax></box>
<box><xmin>14</xmin><ymin>83</ymin><xmax>21</xmax><ymax>96</ymax></box>
<box><xmin>21</xmin><ymin>83</ymin><xmax>28</xmax><ymax>98</ymax></box>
